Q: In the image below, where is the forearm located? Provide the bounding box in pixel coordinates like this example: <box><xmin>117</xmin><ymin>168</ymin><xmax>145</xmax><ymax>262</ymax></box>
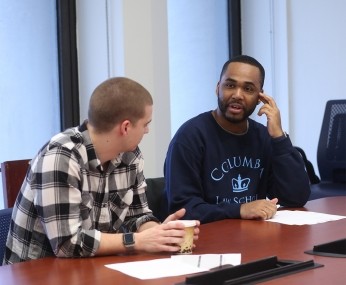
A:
<box><xmin>169</xmin><ymin>197</ymin><xmax>241</xmax><ymax>223</ymax></box>
<box><xmin>96</xmin><ymin>220</ymin><xmax>161</xmax><ymax>256</ymax></box>
<box><xmin>96</xmin><ymin>232</ymin><xmax>127</xmax><ymax>256</ymax></box>
<box><xmin>271</xmin><ymin>138</ymin><xmax>311</xmax><ymax>206</ymax></box>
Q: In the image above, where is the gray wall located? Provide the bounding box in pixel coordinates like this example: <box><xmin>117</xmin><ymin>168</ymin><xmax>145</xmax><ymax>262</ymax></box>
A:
<box><xmin>241</xmin><ymin>0</ymin><xmax>346</xmax><ymax>176</ymax></box>
<box><xmin>76</xmin><ymin>0</ymin><xmax>228</xmax><ymax>178</ymax></box>
<box><xmin>77</xmin><ymin>0</ymin><xmax>346</xmax><ymax>178</ymax></box>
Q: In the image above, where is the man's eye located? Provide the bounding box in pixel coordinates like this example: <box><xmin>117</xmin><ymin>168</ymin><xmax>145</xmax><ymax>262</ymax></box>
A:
<box><xmin>244</xmin><ymin>86</ymin><xmax>255</xmax><ymax>93</ymax></box>
<box><xmin>225</xmin><ymin>83</ymin><xmax>235</xmax><ymax>88</ymax></box>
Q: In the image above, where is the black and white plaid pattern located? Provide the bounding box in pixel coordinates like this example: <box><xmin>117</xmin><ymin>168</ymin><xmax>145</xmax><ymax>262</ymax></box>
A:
<box><xmin>3</xmin><ymin>121</ymin><xmax>158</xmax><ymax>264</ymax></box>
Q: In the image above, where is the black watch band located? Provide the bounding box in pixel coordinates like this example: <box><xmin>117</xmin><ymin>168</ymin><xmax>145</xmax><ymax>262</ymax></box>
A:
<box><xmin>123</xmin><ymin>233</ymin><xmax>135</xmax><ymax>251</ymax></box>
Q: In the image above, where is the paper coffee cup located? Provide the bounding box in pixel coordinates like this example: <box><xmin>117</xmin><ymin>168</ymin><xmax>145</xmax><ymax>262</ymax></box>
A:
<box><xmin>168</xmin><ymin>220</ymin><xmax>196</xmax><ymax>254</ymax></box>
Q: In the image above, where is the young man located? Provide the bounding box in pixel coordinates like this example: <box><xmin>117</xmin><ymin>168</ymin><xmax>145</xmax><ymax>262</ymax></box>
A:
<box><xmin>4</xmin><ymin>77</ymin><xmax>199</xmax><ymax>265</ymax></box>
<box><xmin>164</xmin><ymin>55</ymin><xmax>311</xmax><ymax>224</ymax></box>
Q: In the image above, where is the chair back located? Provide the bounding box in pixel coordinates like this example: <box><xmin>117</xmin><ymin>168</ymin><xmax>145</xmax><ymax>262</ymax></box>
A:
<box><xmin>317</xmin><ymin>100</ymin><xmax>346</xmax><ymax>183</ymax></box>
<box><xmin>145</xmin><ymin>177</ymin><xmax>167</xmax><ymax>222</ymax></box>
<box><xmin>1</xmin><ymin>159</ymin><xmax>31</xmax><ymax>208</ymax></box>
<box><xmin>294</xmin><ymin>146</ymin><xmax>320</xmax><ymax>184</ymax></box>
<box><xmin>0</xmin><ymin>207</ymin><xmax>12</xmax><ymax>264</ymax></box>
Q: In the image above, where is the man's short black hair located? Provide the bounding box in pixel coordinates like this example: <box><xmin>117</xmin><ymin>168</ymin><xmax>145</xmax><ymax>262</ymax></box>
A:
<box><xmin>219</xmin><ymin>55</ymin><xmax>265</xmax><ymax>88</ymax></box>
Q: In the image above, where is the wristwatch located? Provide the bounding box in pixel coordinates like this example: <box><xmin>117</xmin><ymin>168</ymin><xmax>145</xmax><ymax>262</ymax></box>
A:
<box><xmin>123</xmin><ymin>233</ymin><xmax>135</xmax><ymax>251</ymax></box>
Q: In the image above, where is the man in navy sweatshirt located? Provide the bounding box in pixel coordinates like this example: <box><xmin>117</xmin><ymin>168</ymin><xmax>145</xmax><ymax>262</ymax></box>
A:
<box><xmin>164</xmin><ymin>55</ymin><xmax>311</xmax><ymax>224</ymax></box>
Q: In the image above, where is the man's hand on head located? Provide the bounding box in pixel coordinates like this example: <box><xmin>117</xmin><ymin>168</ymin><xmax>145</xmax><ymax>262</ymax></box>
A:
<box><xmin>257</xmin><ymin>93</ymin><xmax>284</xmax><ymax>138</ymax></box>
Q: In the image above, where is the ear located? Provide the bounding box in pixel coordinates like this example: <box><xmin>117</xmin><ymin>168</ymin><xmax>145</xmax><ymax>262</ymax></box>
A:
<box><xmin>257</xmin><ymin>89</ymin><xmax>264</xmax><ymax>105</ymax></box>
<box><xmin>215</xmin><ymin>82</ymin><xmax>220</xmax><ymax>95</ymax></box>
<box><xmin>120</xmin><ymin>120</ymin><xmax>131</xmax><ymax>135</ymax></box>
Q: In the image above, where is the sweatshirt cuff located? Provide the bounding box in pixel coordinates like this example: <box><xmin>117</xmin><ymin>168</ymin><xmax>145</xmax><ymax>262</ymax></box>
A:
<box><xmin>271</xmin><ymin>135</ymin><xmax>293</xmax><ymax>156</ymax></box>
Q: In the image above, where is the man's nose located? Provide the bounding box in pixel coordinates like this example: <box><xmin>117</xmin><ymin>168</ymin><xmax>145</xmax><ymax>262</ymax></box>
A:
<box><xmin>232</xmin><ymin>87</ymin><xmax>243</xmax><ymax>99</ymax></box>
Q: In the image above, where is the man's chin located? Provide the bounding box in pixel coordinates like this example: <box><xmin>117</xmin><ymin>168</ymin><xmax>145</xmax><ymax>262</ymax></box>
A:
<box><xmin>224</xmin><ymin>115</ymin><xmax>246</xmax><ymax>124</ymax></box>
<box><xmin>225</xmin><ymin>110</ymin><xmax>254</xmax><ymax>123</ymax></box>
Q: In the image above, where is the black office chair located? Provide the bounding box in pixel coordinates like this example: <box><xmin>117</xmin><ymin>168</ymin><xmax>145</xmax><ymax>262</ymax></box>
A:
<box><xmin>145</xmin><ymin>177</ymin><xmax>167</xmax><ymax>222</ymax></box>
<box><xmin>0</xmin><ymin>207</ymin><xmax>12</xmax><ymax>265</ymax></box>
<box><xmin>294</xmin><ymin>146</ymin><xmax>320</xmax><ymax>184</ymax></box>
<box><xmin>309</xmin><ymin>100</ymin><xmax>346</xmax><ymax>200</ymax></box>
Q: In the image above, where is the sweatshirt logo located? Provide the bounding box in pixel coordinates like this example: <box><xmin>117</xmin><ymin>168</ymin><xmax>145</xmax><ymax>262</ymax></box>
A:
<box><xmin>210</xmin><ymin>156</ymin><xmax>262</xmax><ymax>181</ymax></box>
<box><xmin>232</xmin><ymin>174</ymin><xmax>250</xmax><ymax>192</ymax></box>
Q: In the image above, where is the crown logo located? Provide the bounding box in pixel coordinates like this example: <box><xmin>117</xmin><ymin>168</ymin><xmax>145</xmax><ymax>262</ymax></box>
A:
<box><xmin>232</xmin><ymin>174</ymin><xmax>250</xmax><ymax>192</ymax></box>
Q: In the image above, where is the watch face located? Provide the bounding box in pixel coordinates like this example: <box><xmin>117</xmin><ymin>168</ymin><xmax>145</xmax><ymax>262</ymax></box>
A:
<box><xmin>123</xmin><ymin>233</ymin><xmax>135</xmax><ymax>247</ymax></box>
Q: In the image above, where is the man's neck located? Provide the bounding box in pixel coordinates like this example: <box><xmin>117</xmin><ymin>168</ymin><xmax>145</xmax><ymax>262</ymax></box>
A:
<box><xmin>212</xmin><ymin>110</ymin><xmax>249</xmax><ymax>135</ymax></box>
<box><xmin>87</xmin><ymin>123</ymin><xmax>121</xmax><ymax>164</ymax></box>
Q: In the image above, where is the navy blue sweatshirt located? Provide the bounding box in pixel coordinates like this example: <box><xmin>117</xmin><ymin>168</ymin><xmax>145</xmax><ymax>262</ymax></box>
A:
<box><xmin>164</xmin><ymin>111</ymin><xmax>311</xmax><ymax>223</ymax></box>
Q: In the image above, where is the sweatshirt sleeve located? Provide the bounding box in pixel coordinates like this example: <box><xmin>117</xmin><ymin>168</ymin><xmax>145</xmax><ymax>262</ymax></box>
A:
<box><xmin>268</xmin><ymin>135</ymin><xmax>311</xmax><ymax>207</ymax></box>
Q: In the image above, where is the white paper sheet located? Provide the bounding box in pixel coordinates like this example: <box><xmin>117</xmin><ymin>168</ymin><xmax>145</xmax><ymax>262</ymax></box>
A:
<box><xmin>171</xmin><ymin>253</ymin><xmax>241</xmax><ymax>270</ymax></box>
<box><xmin>105</xmin><ymin>253</ymin><xmax>241</xmax><ymax>280</ymax></box>
<box><xmin>267</xmin><ymin>210</ymin><xmax>346</xmax><ymax>225</ymax></box>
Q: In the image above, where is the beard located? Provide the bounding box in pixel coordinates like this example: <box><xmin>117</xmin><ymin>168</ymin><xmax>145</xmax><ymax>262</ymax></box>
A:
<box><xmin>217</xmin><ymin>94</ymin><xmax>257</xmax><ymax>123</ymax></box>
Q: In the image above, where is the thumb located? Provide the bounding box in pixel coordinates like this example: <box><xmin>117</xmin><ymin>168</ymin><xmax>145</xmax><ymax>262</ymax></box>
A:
<box><xmin>163</xmin><ymin>208</ymin><xmax>186</xmax><ymax>223</ymax></box>
<box><xmin>270</xmin><ymin>198</ymin><xmax>279</xmax><ymax>204</ymax></box>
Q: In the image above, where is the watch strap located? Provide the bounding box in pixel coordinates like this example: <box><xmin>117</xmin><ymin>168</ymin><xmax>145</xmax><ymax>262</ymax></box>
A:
<box><xmin>123</xmin><ymin>232</ymin><xmax>135</xmax><ymax>251</ymax></box>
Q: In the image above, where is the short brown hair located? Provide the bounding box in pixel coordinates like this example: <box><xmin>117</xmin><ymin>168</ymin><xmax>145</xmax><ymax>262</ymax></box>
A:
<box><xmin>88</xmin><ymin>77</ymin><xmax>153</xmax><ymax>133</ymax></box>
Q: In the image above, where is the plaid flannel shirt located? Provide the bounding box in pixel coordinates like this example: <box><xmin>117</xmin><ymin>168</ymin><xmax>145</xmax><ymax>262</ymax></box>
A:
<box><xmin>3</xmin><ymin>121</ymin><xmax>159</xmax><ymax>264</ymax></box>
